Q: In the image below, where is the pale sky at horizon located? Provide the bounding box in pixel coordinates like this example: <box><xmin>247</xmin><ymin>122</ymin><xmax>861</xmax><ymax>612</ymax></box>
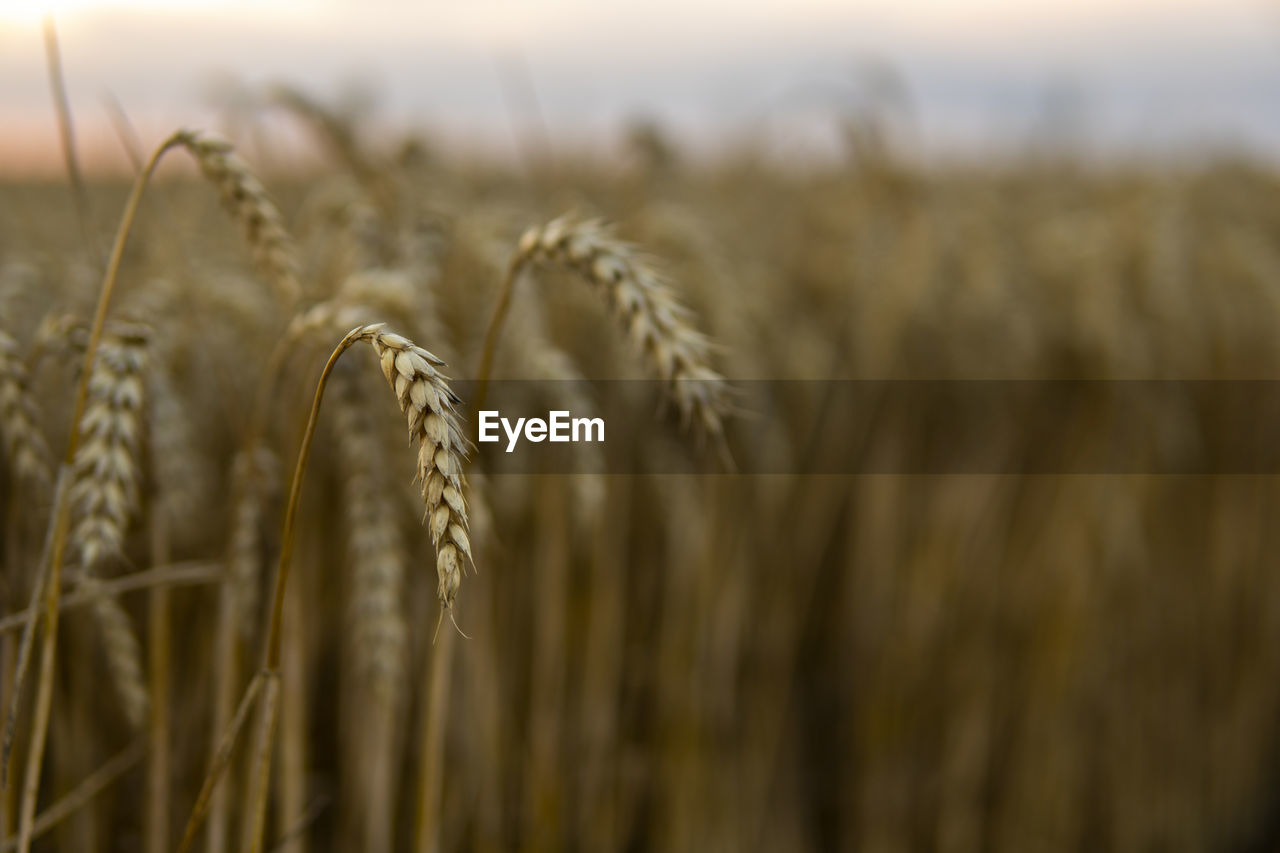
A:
<box><xmin>1</xmin><ymin>0</ymin><xmax>1279</xmax><ymax>173</ymax></box>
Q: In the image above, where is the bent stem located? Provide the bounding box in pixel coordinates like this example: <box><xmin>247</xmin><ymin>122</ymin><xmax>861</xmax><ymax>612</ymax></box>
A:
<box><xmin>474</xmin><ymin>256</ymin><xmax>525</xmax><ymax>414</ymax></box>
<box><xmin>14</xmin><ymin>130</ymin><xmax>184</xmax><ymax>853</ymax></box>
<box><xmin>241</xmin><ymin>328</ymin><xmax>367</xmax><ymax>853</ymax></box>
<box><xmin>208</xmin><ymin>324</ymin><xmax>299</xmax><ymax>853</ymax></box>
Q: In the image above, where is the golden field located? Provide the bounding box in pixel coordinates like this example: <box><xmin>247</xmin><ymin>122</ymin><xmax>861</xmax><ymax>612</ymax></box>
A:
<box><xmin>1</xmin><ymin>83</ymin><xmax>1280</xmax><ymax>853</ymax></box>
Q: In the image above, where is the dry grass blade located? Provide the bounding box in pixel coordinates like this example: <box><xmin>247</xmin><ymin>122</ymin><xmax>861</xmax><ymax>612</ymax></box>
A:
<box><xmin>0</xmin><ymin>737</ymin><xmax>144</xmax><ymax>852</ymax></box>
<box><xmin>0</xmin><ymin>560</ymin><xmax>223</xmax><ymax>634</ymax></box>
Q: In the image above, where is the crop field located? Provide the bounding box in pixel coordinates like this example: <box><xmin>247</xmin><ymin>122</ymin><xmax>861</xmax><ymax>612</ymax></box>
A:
<box><xmin>3</xmin><ymin>28</ymin><xmax>1280</xmax><ymax>853</ymax></box>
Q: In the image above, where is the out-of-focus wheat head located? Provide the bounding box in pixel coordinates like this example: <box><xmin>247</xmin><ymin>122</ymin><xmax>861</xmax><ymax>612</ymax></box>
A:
<box><xmin>0</xmin><ymin>330</ymin><xmax>53</xmax><ymax>491</ymax></box>
<box><xmin>68</xmin><ymin>323</ymin><xmax>152</xmax><ymax>730</ymax></box>
<box><xmin>176</xmin><ymin>129</ymin><xmax>302</xmax><ymax>306</ymax></box>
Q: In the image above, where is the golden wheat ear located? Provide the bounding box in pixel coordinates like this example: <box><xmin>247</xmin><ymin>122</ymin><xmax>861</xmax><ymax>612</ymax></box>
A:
<box><xmin>481</xmin><ymin>215</ymin><xmax>735</xmax><ymax>466</ymax></box>
<box><xmin>356</xmin><ymin>325</ymin><xmax>473</xmax><ymax>608</ymax></box>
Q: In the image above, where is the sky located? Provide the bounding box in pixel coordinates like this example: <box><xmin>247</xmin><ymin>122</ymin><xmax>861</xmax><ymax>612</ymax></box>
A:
<box><xmin>1</xmin><ymin>0</ymin><xmax>1279</xmax><ymax>173</ymax></box>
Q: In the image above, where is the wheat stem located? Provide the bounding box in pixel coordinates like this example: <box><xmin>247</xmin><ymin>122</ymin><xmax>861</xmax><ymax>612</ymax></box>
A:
<box><xmin>145</xmin><ymin>512</ymin><xmax>171</xmax><ymax>853</ymax></box>
<box><xmin>175</xmin><ymin>672</ymin><xmax>265</xmax><ymax>853</ymax></box>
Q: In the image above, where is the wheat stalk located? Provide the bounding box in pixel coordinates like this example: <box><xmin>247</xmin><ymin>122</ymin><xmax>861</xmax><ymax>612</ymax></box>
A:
<box><xmin>0</xmin><ymin>331</ymin><xmax>53</xmax><ymax>491</ymax></box>
<box><xmin>275</xmin><ymin>312</ymin><xmax>471</xmax><ymax>611</ymax></box>
<box><xmin>274</xmin><ymin>318</ymin><xmax>473</xmax><ymax>608</ymax></box>
<box><xmin>236</xmin><ymin>322</ymin><xmax>469</xmax><ymax>853</ymax></box>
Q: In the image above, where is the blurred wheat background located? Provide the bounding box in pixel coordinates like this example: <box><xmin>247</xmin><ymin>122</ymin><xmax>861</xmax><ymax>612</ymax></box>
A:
<box><xmin>3</xmin><ymin>2</ymin><xmax>1280</xmax><ymax>852</ymax></box>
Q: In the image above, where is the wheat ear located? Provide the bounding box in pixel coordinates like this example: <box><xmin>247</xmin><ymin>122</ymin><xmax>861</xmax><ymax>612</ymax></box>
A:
<box><xmin>68</xmin><ymin>324</ymin><xmax>151</xmax><ymax>729</ymax></box>
<box><xmin>175</xmin><ymin>130</ymin><xmax>302</xmax><ymax>306</ymax></box>
<box><xmin>280</xmin><ymin>311</ymin><xmax>472</xmax><ymax>609</ymax></box>
<box><xmin>0</xmin><ymin>331</ymin><xmax>53</xmax><ymax>491</ymax></box>
<box><xmin>479</xmin><ymin>215</ymin><xmax>732</xmax><ymax>443</ymax></box>
<box><xmin>358</xmin><ymin>325</ymin><xmax>472</xmax><ymax>608</ymax></box>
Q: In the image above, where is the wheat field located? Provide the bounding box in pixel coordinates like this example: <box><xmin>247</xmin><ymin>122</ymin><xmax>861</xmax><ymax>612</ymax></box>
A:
<box><xmin>1</xmin><ymin>49</ymin><xmax>1280</xmax><ymax>853</ymax></box>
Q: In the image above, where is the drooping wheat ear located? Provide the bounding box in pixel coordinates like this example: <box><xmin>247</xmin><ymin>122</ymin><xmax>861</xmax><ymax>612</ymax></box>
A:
<box><xmin>68</xmin><ymin>323</ymin><xmax>151</xmax><ymax>729</ymax></box>
<box><xmin>268</xmin><ymin>86</ymin><xmax>375</xmax><ymax>181</ymax></box>
<box><xmin>333</xmin><ymin>363</ymin><xmax>407</xmax><ymax>700</ymax></box>
<box><xmin>0</xmin><ymin>330</ymin><xmax>53</xmax><ymax>490</ymax></box>
<box><xmin>175</xmin><ymin>130</ymin><xmax>302</xmax><ymax>306</ymax></box>
<box><xmin>266</xmin><ymin>84</ymin><xmax>397</xmax><ymax>214</ymax></box>
<box><xmin>511</xmin><ymin>215</ymin><xmax>731</xmax><ymax>439</ymax></box>
<box><xmin>349</xmin><ymin>324</ymin><xmax>472</xmax><ymax>608</ymax></box>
